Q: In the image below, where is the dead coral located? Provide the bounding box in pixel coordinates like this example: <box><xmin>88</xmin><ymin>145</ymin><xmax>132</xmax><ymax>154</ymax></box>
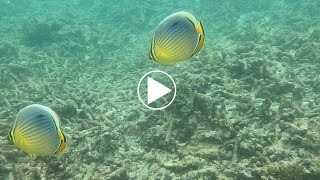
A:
<box><xmin>296</xmin><ymin>42</ymin><xmax>320</xmax><ymax>63</ymax></box>
<box><xmin>265</xmin><ymin>163</ymin><xmax>305</xmax><ymax>180</ymax></box>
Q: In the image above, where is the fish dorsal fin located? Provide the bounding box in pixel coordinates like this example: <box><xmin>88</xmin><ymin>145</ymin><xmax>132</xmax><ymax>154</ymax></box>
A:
<box><xmin>182</xmin><ymin>13</ymin><xmax>205</xmax><ymax>57</ymax></box>
<box><xmin>192</xmin><ymin>21</ymin><xmax>205</xmax><ymax>56</ymax></box>
<box><xmin>55</xmin><ymin>129</ymin><xmax>66</xmax><ymax>154</ymax></box>
<box><xmin>195</xmin><ymin>20</ymin><xmax>205</xmax><ymax>36</ymax></box>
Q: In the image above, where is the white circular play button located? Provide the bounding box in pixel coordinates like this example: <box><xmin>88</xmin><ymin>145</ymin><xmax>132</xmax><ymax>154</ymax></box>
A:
<box><xmin>137</xmin><ymin>70</ymin><xmax>176</xmax><ymax>110</ymax></box>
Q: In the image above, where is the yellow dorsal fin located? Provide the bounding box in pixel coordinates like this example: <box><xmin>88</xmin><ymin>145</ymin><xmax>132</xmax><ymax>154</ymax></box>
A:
<box><xmin>55</xmin><ymin>129</ymin><xmax>66</xmax><ymax>154</ymax></box>
<box><xmin>192</xmin><ymin>21</ymin><xmax>205</xmax><ymax>56</ymax></box>
<box><xmin>195</xmin><ymin>20</ymin><xmax>205</xmax><ymax>36</ymax></box>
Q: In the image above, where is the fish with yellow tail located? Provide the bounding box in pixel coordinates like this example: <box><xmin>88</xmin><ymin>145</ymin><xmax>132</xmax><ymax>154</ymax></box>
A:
<box><xmin>8</xmin><ymin>104</ymin><xmax>67</xmax><ymax>155</ymax></box>
<box><xmin>149</xmin><ymin>11</ymin><xmax>205</xmax><ymax>65</ymax></box>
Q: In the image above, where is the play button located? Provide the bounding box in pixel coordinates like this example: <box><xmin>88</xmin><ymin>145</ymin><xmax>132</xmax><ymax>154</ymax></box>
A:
<box><xmin>147</xmin><ymin>77</ymin><xmax>172</xmax><ymax>104</ymax></box>
<box><xmin>138</xmin><ymin>70</ymin><xmax>176</xmax><ymax>110</ymax></box>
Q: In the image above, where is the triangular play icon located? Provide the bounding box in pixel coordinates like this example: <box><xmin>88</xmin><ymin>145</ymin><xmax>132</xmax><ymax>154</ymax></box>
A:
<box><xmin>147</xmin><ymin>77</ymin><xmax>172</xmax><ymax>104</ymax></box>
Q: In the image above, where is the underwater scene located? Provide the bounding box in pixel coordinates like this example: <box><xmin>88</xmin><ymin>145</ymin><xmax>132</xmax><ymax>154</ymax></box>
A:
<box><xmin>1</xmin><ymin>0</ymin><xmax>320</xmax><ymax>179</ymax></box>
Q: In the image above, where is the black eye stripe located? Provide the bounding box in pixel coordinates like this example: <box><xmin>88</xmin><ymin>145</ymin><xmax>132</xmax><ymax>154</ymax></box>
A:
<box><xmin>36</xmin><ymin>114</ymin><xmax>45</xmax><ymax>118</ymax></box>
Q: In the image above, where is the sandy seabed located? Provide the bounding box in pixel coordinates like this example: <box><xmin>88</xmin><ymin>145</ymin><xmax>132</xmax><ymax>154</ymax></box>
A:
<box><xmin>0</xmin><ymin>0</ymin><xmax>320</xmax><ymax>179</ymax></box>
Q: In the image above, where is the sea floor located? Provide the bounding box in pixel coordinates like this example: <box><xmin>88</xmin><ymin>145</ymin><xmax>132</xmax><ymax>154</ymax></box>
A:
<box><xmin>0</xmin><ymin>0</ymin><xmax>320</xmax><ymax>179</ymax></box>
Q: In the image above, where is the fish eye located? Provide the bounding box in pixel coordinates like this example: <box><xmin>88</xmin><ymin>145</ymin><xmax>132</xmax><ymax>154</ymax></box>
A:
<box><xmin>171</xmin><ymin>21</ymin><xmax>180</xmax><ymax>27</ymax></box>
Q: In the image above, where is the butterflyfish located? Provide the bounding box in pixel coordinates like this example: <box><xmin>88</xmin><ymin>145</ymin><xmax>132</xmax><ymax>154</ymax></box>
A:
<box><xmin>8</xmin><ymin>104</ymin><xmax>67</xmax><ymax>155</ymax></box>
<box><xmin>149</xmin><ymin>11</ymin><xmax>205</xmax><ymax>65</ymax></box>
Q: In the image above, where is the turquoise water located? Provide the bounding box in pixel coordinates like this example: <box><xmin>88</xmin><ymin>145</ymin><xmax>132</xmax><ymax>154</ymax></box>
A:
<box><xmin>0</xmin><ymin>0</ymin><xmax>320</xmax><ymax>179</ymax></box>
